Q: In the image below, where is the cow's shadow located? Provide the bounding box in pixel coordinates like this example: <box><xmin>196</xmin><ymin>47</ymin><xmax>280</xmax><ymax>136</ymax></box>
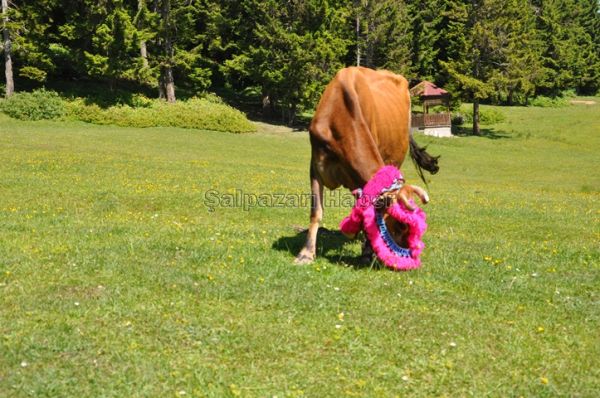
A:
<box><xmin>272</xmin><ymin>227</ymin><xmax>385</xmax><ymax>270</ymax></box>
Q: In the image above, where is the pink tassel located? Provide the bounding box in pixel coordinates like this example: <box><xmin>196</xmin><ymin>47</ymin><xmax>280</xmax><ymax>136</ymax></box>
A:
<box><xmin>339</xmin><ymin>166</ymin><xmax>428</xmax><ymax>271</ymax></box>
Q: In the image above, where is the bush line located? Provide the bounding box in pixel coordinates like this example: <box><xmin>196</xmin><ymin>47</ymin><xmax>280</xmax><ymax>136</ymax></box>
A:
<box><xmin>0</xmin><ymin>89</ymin><xmax>256</xmax><ymax>134</ymax></box>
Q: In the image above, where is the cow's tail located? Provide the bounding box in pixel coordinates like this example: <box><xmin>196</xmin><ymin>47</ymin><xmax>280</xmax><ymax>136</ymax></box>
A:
<box><xmin>409</xmin><ymin>135</ymin><xmax>440</xmax><ymax>184</ymax></box>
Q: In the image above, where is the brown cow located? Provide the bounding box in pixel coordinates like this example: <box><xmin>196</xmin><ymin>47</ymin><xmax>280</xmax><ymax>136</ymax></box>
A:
<box><xmin>295</xmin><ymin>66</ymin><xmax>439</xmax><ymax>264</ymax></box>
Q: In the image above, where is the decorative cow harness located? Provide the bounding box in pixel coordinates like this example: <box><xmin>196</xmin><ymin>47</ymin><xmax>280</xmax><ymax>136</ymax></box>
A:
<box><xmin>339</xmin><ymin>165</ymin><xmax>427</xmax><ymax>271</ymax></box>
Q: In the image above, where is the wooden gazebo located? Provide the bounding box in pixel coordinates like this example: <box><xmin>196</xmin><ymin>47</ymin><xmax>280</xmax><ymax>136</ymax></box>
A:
<box><xmin>410</xmin><ymin>81</ymin><xmax>452</xmax><ymax>137</ymax></box>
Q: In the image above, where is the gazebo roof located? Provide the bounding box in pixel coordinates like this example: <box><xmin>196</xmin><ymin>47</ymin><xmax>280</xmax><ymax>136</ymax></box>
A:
<box><xmin>410</xmin><ymin>81</ymin><xmax>449</xmax><ymax>98</ymax></box>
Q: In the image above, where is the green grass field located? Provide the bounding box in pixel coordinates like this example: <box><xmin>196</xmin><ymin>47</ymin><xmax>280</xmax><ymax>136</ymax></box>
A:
<box><xmin>1</xmin><ymin>101</ymin><xmax>599</xmax><ymax>397</ymax></box>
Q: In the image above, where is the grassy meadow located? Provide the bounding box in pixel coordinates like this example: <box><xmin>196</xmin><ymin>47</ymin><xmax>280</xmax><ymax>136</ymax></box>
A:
<box><xmin>0</xmin><ymin>101</ymin><xmax>599</xmax><ymax>397</ymax></box>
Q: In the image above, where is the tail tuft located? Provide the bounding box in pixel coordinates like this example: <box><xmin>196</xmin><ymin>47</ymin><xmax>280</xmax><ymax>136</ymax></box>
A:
<box><xmin>409</xmin><ymin>135</ymin><xmax>440</xmax><ymax>184</ymax></box>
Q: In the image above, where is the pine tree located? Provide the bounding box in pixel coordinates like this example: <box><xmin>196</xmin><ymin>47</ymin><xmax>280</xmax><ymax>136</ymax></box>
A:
<box><xmin>150</xmin><ymin>0</ymin><xmax>210</xmax><ymax>102</ymax></box>
<box><xmin>354</xmin><ymin>0</ymin><xmax>412</xmax><ymax>75</ymax></box>
<box><xmin>41</xmin><ymin>1</ymin><xmax>96</xmax><ymax>82</ymax></box>
<box><xmin>84</xmin><ymin>3</ymin><xmax>139</xmax><ymax>89</ymax></box>
<box><xmin>407</xmin><ymin>0</ymin><xmax>445</xmax><ymax>81</ymax></box>
<box><xmin>441</xmin><ymin>0</ymin><xmax>488</xmax><ymax>135</ymax></box>
<box><xmin>436</xmin><ymin>0</ymin><xmax>469</xmax><ymax>101</ymax></box>
<box><xmin>487</xmin><ymin>0</ymin><xmax>544</xmax><ymax>105</ymax></box>
<box><xmin>572</xmin><ymin>0</ymin><xmax>600</xmax><ymax>94</ymax></box>
<box><xmin>223</xmin><ymin>0</ymin><xmax>350</xmax><ymax>124</ymax></box>
<box><xmin>133</xmin><ymin>0</ymin><xmax>156</xmax><ymax>84</ymax></box>
<box><xmin>534</xmin><ymin>0</ymin><xmax>600</xmax><ymax>96</ymax></box>
<box><xmin>442</xmin><ymin>0</ymin><xmax>545</xmax><ymax>133</ymax></box>
<box><xmin>1</xmin><ymin>0</ymin><xmax>596</xmax><ymax>106</ymax></box>
<box><xmin>2</xmin><ymin>0</ymin><xmax>58</xmax><ymax>93</ymax></box>
<box><xmin>12</xmin><ymin>1</ymin><xmax>57</xmax><ymax>84</ymax></box>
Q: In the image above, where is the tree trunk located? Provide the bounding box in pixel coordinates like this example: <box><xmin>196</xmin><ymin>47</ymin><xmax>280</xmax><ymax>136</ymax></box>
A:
<box><xmin>163</xmin><ymin>66</ymin><xmax>175</xmax><ymax>103</ymax></box>
<box><xmin>138</xmin><ymin>0</ymin><xmax>148</xmax><ymax>67</ymax></box>
<box><xmin>355</xmin><ymin>14</ymin><xmax>361</xmax><ymax>66</ymax></box>
<box><xmin>2</xmin><ymin>0</ymin><xmax>14</xmax><ymax>97</ymax></box>
<box><xmin>160</xmin><ymin>0</ymin><xmax>175</xmax><ymax>102</ymax></box>
<box><xmin>140</xmin><ymin>42</ymin><xmax>148</xmax><ymax>67</ymax></box>
<box><xmin>473</xmin><ymin>99</ymin><xmax>481</xmax><ymax>136</ymax></box>
<box><xmin>288</xmin><ymin>102</ymin><xmax>297</xmax><ymax>126</ymax></box>
<box><xmin>365</xmin><ymin>22</ymin><xmax>373</xmax><ymax>68</ymax></box>
<box><xmin>261</xmin><ymin>89</ymin><xmax>272</xmax><ymax>118</ymax></box>
<box><xmin>507</xmin><ymin>88</ymin><xmax>514</xmax><ymax>106</ymax></box>
<box><xmin>158</xmin><ymin>74</ymin><xmax>166</xmax><ymax>99</ymax></box>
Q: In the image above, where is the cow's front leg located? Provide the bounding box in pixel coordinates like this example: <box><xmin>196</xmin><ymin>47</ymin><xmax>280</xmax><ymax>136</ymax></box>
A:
<box><xmin>359</xmin><ymin>238</ymin><xmax>375</xmax><ymax>265</ymax></box>
<box><xmin>295</xmin><ymin>169</ymin><xmax>323</xmax><ymax>264</ymax></box>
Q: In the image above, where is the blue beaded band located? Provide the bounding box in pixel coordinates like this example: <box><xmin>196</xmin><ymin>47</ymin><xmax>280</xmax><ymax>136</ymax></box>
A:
<box><xmin>375</xmin><ymin>212</ymin><xmax>411</xmax><ymax>258</ymax></box>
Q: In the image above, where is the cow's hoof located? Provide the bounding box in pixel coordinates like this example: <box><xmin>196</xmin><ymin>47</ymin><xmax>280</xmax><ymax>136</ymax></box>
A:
<box><xmin>294</xmin><ymin>250</ymin><xmax>315</xmax><ymax>265</ymax></box>
<box><xmin>359</xmin><ymin>253</ymin><xmax>375</xmax><ymax>266</ymax></box>
<box><xmin>359</xmin><ymin>239</ymin><xmax>375</xmax><ymax>266</ymax></box>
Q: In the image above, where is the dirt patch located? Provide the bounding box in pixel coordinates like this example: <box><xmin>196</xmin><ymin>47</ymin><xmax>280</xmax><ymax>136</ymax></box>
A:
<box><xmin>570</xmin><ymin>100</ymin><xmax>597</xmax><ymax>105</ymax></box>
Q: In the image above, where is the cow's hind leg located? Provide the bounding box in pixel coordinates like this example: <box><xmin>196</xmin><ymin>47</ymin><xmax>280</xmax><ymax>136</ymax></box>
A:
<box><xmin>295</xmin><ymin>166</ymin><xmax>324</xmax><ymax>264</ymax></box>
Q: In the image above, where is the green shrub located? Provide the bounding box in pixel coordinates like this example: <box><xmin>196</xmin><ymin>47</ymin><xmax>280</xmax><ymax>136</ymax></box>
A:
<box><xmin>201</xmin><ymin>92</ymin><xmax>225</xmax><ymax>104</ymax></box>
<box><xmin>529</xmin><ymin>95</ymin><xmax>569</xmax><ymax>107</ymax></box>
<box><xmin>562</xmin><ymin>89</ymin><xmax>577</xmax><ymax>99</ymax></box>
<box><xmin>2</xmin><ymin>89</ymin><xmax>255</xmax><ymax>133</ymax></box>
<box><xmin>130</xmin><ymin>94</ymin><xmax>154</xmax><ymax>108</ymax></box>
<box><xmin>451</xmin><ymin>113</ymin><xmax>465</xmax><ymax>126</ymax></box>
<box><xmin>64</xmin><ymin>99</ymin><xmax>104</xmax><ymax>122</ymax></box>
<box><xmin>461</xmin><ymin>107</ymin><xmax>506</xmax><ymax>125</ymax></box>
<box><xmin>66</xmin><ymin>97</ymin><xmax>256</xmax><ymax>133</ymax></box>
<box><xmin>529</xmin><ymin>90</ymin><xmax>576</xmax><ymax>107</ymax></box>
<box><xmin>0</xmin><ymin>89</ymin><xmax>66</xmax><ymax>120</ymax></box>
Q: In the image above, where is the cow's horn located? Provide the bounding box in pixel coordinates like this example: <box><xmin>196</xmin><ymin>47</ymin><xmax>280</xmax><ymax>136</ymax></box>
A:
<box><xmin>397</xmin><ymin>190</ymin><xmax>416</xmax><ymax>211</ymax></box>
<box><xmin>410</xmin><ymin>185</ymin><xmax>430</xmax><ymax>204</ymax></box>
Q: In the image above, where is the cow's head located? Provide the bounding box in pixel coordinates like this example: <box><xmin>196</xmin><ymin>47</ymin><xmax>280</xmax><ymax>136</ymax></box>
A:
<box><xmin>376</xmin><ymin>184</ymin><xmax>429</xmax><ymax>249</ymax></box>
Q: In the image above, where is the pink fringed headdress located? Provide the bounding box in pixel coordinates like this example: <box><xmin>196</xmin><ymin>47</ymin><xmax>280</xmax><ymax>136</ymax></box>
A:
<box><xmin>339</xmin><ymin>165</ymin><xmax>427</xmax><ymax>270</ymax></box>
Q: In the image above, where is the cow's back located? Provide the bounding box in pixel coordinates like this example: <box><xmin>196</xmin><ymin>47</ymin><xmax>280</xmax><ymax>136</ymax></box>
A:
<box><xmin>351</xmin><ymin>68</ymin><xmax>411</xmax><ymax>165</ymax></box>
<box><xmin>309</xmin><ymin>67</ymin><xmax>411</xmax><ymax>189</ymax></box>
